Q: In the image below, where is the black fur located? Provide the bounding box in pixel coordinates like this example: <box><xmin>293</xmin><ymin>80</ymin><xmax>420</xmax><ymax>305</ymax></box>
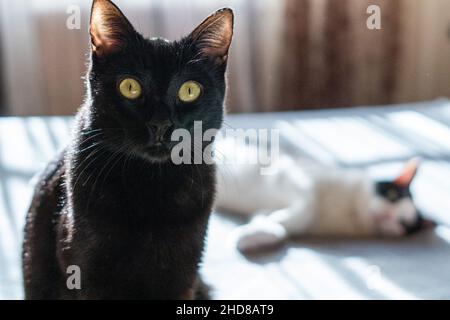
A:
<box><xmin>23</xmin><ymin>1</ymin><xmax>233</xmax><ymax>299</ymax></box>
<box><xmin>375</xmin><ymin>181</ymin><xmax>427</xmax><ymax>235</ymax></box>
<box><xmin>375</xmin><ymin>181</ymin><xmax>412</xmax><ymax>203</ymax></box>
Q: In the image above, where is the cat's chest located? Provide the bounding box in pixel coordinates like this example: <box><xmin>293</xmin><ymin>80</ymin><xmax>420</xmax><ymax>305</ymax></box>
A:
<box><xmin>97</xmin><ymin>166</ymin><xmax>215</xmax><ymax>217</ymax></box>
<box><xmin>68</xmin><ymin>167</ymin><xmax>212</xmax><ymax>252</ymax></box>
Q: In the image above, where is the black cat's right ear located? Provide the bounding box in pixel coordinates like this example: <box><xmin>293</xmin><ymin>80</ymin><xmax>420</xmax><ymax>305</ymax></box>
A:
<box><xmin>394</xmin><ymin>158</ymin><xmax>420</xmax><ymax>188</ymax></box>
<box><xmin>90</xmin><ymin>0</ymin><xmax>136</xmax><ymax>58</ymax></box>
<box><xmin>190</xmin><ymin>8</ymin><xmax>234</xmax><ymax>65</ymax></box>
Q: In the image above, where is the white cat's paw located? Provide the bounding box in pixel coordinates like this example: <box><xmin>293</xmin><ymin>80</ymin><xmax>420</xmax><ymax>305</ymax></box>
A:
<box><xmin>235</xmin><ymin>219</ymin><xmax>287</xmax><ymax>254</ymax></box>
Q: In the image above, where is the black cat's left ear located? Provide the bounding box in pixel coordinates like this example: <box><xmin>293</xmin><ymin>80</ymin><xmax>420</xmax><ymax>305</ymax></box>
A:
<box><xmin>90</xmin><ymin>0</ymin><xmax>136</xmax><ymax>58</ymax></box>
<box><xmin>190</xmin><ymin>8</ymin><xmax>234</xmax><ymax>65</ymax></box>
<box><xmin>394</xmin><ymin>158</ymin><xmax>420</xmax><ymax>187</ymax></box>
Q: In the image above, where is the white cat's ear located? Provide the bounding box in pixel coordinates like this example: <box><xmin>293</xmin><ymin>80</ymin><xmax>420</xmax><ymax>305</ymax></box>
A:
<box><xmin>394</xmin><ymin>158</ymin><xmax>420</xmax><ymax>187</ymax></box>
<box><xmin>190</xmin><ymin>8</ymin><xmax>234</xmax><ymax>65</ymax></box>
<box><xmin>90</xmin><ymin>0</ymin><xmax>136</xmax><ymax>57</ymax></box>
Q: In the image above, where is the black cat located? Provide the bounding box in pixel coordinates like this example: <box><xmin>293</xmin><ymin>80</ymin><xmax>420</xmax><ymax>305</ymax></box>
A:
<box><xmin>22</xmin><ymin>0</ymin><xmax>233</xmax><ymax>299</ymax></box>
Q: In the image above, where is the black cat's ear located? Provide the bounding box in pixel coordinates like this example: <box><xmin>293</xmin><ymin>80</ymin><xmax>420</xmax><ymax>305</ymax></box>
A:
<box><xmin>90</xmin><ymin>0</ymin><xmax>136</xmax><ymax>57</ymax></box>
<box><xmin>190</xmin><ymin>8</ymin><xmax>234</xmax><ymax>65</ymax></box>
<box><xmin>394</xmin><ymin>158</ymin><xmax>420</xmax><ymax>188</ymax></box>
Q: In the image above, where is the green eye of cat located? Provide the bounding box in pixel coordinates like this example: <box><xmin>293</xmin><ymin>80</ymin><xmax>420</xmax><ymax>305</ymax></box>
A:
<box><xmin>118</xmin><ymin>78</ymin><xmax>142</xmax><ymax>100</ymax></box>
<box><xmin>387</xmin><ymin>189</ymin><xmax>398</xmax><ymax>201</ymax></box>
<box><xmin>178</xmin><ymin>81</ymin><xmax>202</xmax><ymax>103</ymax></box>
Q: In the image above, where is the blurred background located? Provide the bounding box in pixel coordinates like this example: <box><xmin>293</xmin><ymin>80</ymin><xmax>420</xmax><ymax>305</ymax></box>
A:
<box><xmin>2</xmin><ymin>0</ymin><xmax>450</xmax><ymax>115</ymax></box>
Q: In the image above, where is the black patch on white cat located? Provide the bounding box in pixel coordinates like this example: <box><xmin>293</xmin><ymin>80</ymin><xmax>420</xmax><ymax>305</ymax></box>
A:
<box><xmin>375</xmin><ymin>181</ymin><xmax>411</xmax><ymax>203</ymax></box>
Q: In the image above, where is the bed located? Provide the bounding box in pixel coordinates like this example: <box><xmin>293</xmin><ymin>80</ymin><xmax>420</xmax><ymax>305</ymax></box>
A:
<box><xmin>1</xmin><ymin>99</ymin><xmax>450</xmax><ymax>299</ymax></box>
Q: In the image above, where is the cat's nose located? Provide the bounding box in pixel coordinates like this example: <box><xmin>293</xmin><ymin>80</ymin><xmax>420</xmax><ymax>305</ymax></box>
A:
<box><xmin>146</xmin><ymin>119</ymin><xmax>173</xmax><ymax>142</ymax></box>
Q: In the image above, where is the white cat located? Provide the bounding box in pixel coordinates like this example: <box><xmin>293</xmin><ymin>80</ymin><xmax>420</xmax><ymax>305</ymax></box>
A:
<box><xmin>215</xmin><ymin>141</ymin><xmax>432</xmax><ymax>254</ymax></box>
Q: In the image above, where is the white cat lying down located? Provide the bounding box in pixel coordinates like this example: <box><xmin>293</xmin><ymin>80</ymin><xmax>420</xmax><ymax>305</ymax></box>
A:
<box><xmin>215</xmin><ymin>142</ymin><xmax>433</xmax><ymax>254</ymax></box>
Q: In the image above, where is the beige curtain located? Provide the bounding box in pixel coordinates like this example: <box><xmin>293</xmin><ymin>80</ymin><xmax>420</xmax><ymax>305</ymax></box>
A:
<box><xmin>0</xmin><ymin>0</ymin><xmax>46</xmax><ymax>114</ymax></box>
<box><xmin>0</xmin><ymin>0</ymin><xmax>285</xmax><ymax>115</ymax></box>
<box><xmin>277</xmin><ymin>0</ymin><xmax>450</xmax><ymax>110</ymax></box>
<box><xmin>2</xmin><ymin>0</ymin><xmax>450</xmax><ymax>115</ymax></box>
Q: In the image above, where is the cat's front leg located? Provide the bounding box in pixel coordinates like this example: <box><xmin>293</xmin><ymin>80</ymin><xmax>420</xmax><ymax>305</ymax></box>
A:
<box><xmin>234</xmin><ymin>215</ymin><xmax>288</xmax><ymax>254</ymax></box>
<box><xmin>235</xmin><ymin>200</ymin><xmax>314</xmax><ymax>254</ymax></box>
